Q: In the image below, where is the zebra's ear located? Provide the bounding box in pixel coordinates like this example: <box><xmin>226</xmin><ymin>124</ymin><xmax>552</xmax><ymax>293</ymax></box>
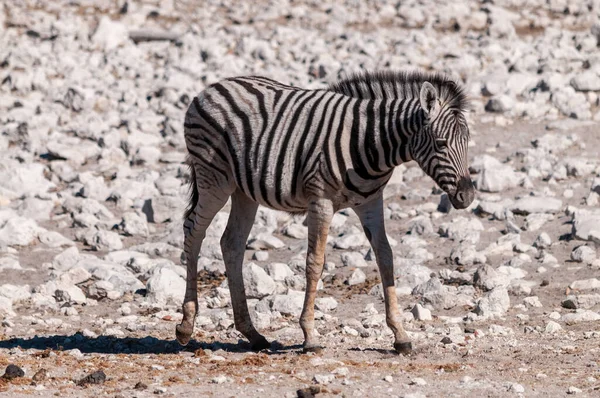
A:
<box><xmin>419</xmin><ymin>82</ymin><xmax>440</xmax><ymax>120</ymax></box>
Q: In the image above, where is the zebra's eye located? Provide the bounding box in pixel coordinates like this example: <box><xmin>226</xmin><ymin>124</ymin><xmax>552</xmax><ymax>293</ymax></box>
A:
<box><xmin>436</xmin><ymin>139</ymin><xmax>448</xmax><ymax>149</ymax></box>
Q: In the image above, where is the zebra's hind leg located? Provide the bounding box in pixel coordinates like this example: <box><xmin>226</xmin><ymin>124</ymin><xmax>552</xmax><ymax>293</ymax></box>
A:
<box><xmin>299</xmin><ymin>198</ymin><xmax>334</xmax><ymax>353</ymax></box>
<box><xmin>354</xmin><ymin>195</ymin><xmax>412</xmax><ymax>355</ymax></box>
<box><xmin>220</xmin><ymin>190</ymin><xmax>269</xmax><ymax>351</ymax></box>
<box><xmin>176</xmin><ymin>182</ymin><xmax>231</xmax><ymax>346</ymax></box>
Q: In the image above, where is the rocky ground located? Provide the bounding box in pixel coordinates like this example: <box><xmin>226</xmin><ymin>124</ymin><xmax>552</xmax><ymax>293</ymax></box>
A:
<box><xmin>1</xmin><ymin>0</ymin><xmax>600</xmax><ymax>397</ymax></box>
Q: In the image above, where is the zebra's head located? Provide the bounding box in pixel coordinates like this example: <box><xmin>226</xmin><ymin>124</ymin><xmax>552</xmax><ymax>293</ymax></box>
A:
<box><xmin>411</xmin><ymin>82</ymin><xmax>475</xmax><ymax>209</ymax></box>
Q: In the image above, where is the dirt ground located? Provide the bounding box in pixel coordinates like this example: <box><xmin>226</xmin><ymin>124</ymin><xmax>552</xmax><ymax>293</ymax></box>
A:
<box><xmin>1</xmin><ymin>119</ymin><xmax>600</xmax><ymax>398</ymax></box>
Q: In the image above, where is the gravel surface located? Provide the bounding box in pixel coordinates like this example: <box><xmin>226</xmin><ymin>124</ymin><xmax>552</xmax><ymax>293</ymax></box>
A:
<box><xmin>1</xmin><ymin>1</ymin><xmax>600</xmax><ymax>397</ymax></box>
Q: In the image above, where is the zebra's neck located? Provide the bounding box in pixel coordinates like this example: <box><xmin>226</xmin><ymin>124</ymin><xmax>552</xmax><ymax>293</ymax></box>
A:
<box><xmin>355</xmin><ymin>97</ymin><xmax>422</xmax><ymax>174</ymax></box>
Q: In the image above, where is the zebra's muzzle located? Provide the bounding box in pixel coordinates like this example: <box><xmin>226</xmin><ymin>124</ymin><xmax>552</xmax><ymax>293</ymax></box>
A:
<box><xmin>449</xmin><ymin>176</ymin><xmax>475</xmax><ymax>209</ymax></box>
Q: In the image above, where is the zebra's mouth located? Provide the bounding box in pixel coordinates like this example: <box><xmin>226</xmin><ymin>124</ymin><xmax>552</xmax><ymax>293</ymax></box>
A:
<box><xmin>448</xmin><ymin>176</ymin><xmax>475</xmax><ymax>209</ymax></box>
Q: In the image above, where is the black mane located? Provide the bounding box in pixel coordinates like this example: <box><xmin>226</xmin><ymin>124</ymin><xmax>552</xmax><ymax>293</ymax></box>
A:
<box><xmin>328</xmin><ymin>70</ymin><xmax>469</xmax><ymax>112</ymax></box>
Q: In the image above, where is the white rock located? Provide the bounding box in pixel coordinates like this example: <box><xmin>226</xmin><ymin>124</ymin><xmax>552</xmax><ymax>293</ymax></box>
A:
<box><xmin>92</xmin><ymin>16</ymin><xmax>129</xmax><ymax>51</ymax></box>
<box><xmin>0</xmin><ymin>257</ymin><xmax>22</xmax><ymax>270</ymax></box>
<box><xmin>438</xmin><ymin>217</ymin><xmax>484</xmax><ymax>244</ymax></box>
<box><xmin>120</xmin><ymin>212</ymin><xmax>149</xmax><ymax>237</ymax></box>
<box><xmin>571</xmin><ymin>72</ymin><xmax>600</xmax><ymax>92</ymax></box>
<box><xmin>39</xmin><ymin>231</ymin><xmax>74</xmax><ymax>248</ymax></box>
<box><xmin>252</xmin><ymin>251</ymin><xmax>269</xmax><ymax>262</ymax></box>
<box><xmin>0</xmin><ymin>296</ymin><xmax>14</xmax><ymax>316</ymax></box>
<box><xmin>473</xmin><ymin>265</ymin><xmax>509</xmax><ymax>291</ymax></box>
<box><xmin>0</xmin><ymin>284</ymin><xmax>31</xmax><ymax>302</ymax></box>
<box><xmin>545</xmin><ymin>321</ymin><xmax>562</xmax><ymax>333</ymax></box>
<box><xmin>569</xmin><ymin>278</ymin><xmax>600</xmax><ymax>290</ymax></box>
<box><xmin>315</xmin><ymin>297</ymin><xmax>338</xmax><ymax>312</ymax></box>
<box><xmin>341</xmin><ymin>252</ymin><xmax>368</xmax><ymax>268</ymax></box>
<box><xmin>510</xmin><ymin>197</ymin><xmax>562</xmax><ymax>215</ymax></box>
<box><xmin>243</xmin><ymin>263</ymin><xmax>276</xmax><ymax>299</ymax></box>
<box><xmin>474</xmin><ymin>287</ymin><xmax>510</xmax><ymax>318</ymax></box>
<box><xmin>264</xmin><ymin>262</ymin><xmax>295</xmax><ymax>282</ymax></box>
<box><xmin>283</xmin><ymin>223</ymin><xmax>307</xmax><ymax>239</ymax></box>
<box><xmin>533</xmin><ymin>232</ymin><xmax>552</xmax><ymax>249</ymax></box>
<box><xmin>523</xmin><ymin>296</ymin><xmax>542</xmax><ymax>308</ymax></box>
<box><xmin>411</xmin><ymin>304</ymin><xmax>432</xmax><ymax>321</ymax></box>
<box><xmin>571</xmin><ymin>209</ymin><xmax>600</xmax><ymax>243</ymax></box>
<box><xmin>247</xmin><ymin>233</ymin><xmax>285</xmax><ymax>250</ymax></box>
<box><xmin>347</xmin><ymin>268</ymin><xmax>366</xmax><ymax>286</ymax></box>
<box><xmin>81</xmin><ymin>229</ymin><xmax>123</xmax><ymax>251</ymax></box>
<box><xmin>571</xmin><ymin>246</ymin><xmax>596</xmax><ymax>264</ymax></box>
<box><xmin>0</xmin><ymin>217</ymin><xmax>44</xmax><ymax>246</ymax></box>
<box><xmin>471</xmin><ymin>155</ymin><xmax>520</xmax><ymax>193</ymax></box>
<box><xmin>146</xmin><ymin>267</ymin><xmax>185</xmax><ymax>305</ymax></box>
<box><xmin>562</xmin><ymin>309</ymin><xmax>600</xmax><ymax>324</ymax></box>
<box><xmin>271</xmin><ymin>290</ymin><xmax>304</xmax><ymax>317</ymax></box>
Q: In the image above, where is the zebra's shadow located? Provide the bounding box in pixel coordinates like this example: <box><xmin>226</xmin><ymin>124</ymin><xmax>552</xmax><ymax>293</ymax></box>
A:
<box><xmin>0</xmin><ymin>333</ymin><xmax>300</xmax><ymax>355</ymax></box>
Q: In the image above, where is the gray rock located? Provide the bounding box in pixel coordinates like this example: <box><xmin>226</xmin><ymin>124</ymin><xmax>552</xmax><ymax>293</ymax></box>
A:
<box><xmin>408</xmin><ymin>215</ymin><xmax>434</xmax><ymax>235</ymax></box>
<box><xmin>473</xmin><ymin>265</ymin><xmax>509</xmax><ymax>291</ymax></box>
<box><xmin>485</xmin><ymin>95</ymin><xmax>514</xmax><ymax>113</ymax></box>
<box><xmin>243</xmin><ymin>263</ymin><xmax>276</xmax><ymax>299</ymax></box>
<box><xmin>449</xmin><ymin>243</ymin><xmax>486</xmax><ymax>266</ymax></box>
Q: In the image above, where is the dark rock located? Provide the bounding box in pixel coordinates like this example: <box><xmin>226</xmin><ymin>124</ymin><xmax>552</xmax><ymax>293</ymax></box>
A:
<box><xmin>134</xmin><ymin>381</ymin><xmax>148</xmax><ymax>390</ymax></box>
<box><xmin>2</xmin><ymin>364</ymin><xmax>25</xmax><ymax>380</ymax></box>
<box><xmin>297</xmin><ymin>386</ymin><xmax>321</xmax><ymax>397</ymax></box>
<box><xmin>77</xmin><ymin>370</ymin><xmax>106</xmax><ymax>386</ymax></box>
<box><xmin>440</xmin><ymin>336</ymin><xmax>453</xmax><ymax>344</ymax></box>
<box><xmin>32</xmin><ymin>369</ymin><xmax>47</xmax><ymax>383</ymax></box>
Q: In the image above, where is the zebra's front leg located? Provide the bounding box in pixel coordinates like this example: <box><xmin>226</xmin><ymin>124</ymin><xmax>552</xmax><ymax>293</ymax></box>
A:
<box><xmin>354</xmin><ymin>195</ymin><xmax>412</xmax><ymax>355</ymax></box>
<box><xmin>300</xmin><ymin>198</ymin><xmax>334</xmax><ymax>353</ymax></box>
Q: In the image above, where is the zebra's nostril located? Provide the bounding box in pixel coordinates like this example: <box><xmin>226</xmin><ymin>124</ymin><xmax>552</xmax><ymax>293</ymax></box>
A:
<box><xmin>456</xmin><ymin>192</ymin><xmax>464</xmax><ymax>203</ymax></box>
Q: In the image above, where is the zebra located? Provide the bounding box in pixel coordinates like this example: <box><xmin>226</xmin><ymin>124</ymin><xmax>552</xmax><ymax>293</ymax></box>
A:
<box><xmin>175</xmin><ymin>70</ymin><xmax>475</xmax><ymax>354</ymax></box>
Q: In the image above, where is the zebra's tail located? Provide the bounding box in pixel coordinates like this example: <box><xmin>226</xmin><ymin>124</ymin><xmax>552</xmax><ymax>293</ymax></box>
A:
<box><xmin>184</xmin><ymin>155</ymin><xmax>199</xmax><ymax>220</ymax></box>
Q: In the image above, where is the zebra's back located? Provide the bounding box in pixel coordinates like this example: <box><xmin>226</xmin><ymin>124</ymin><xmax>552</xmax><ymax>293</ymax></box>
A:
<box><xmin>184</xmin><ymin>76</ymin><xmax>397</xmax><ymax>212</ymax></box>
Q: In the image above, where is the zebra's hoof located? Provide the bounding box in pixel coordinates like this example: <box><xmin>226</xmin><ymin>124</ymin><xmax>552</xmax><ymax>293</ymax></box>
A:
<box><xmin>394</xmin><ymin>341</ymin><xmax>413</xmax><ymax>355</ymax></box>
<box><xmin>250</xmin><ymin>336</ymin><xmax>271</xmax><ymax>351</ymax></box>
<box><xmin>302</xmin><ymin>344</ymin><xmax>324</xmax><ymax>354</ymax></box>
<box><xmin>175</xmin><ymin>323</ymin><xmax>193</xmax><ymax>346</ymax></box>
